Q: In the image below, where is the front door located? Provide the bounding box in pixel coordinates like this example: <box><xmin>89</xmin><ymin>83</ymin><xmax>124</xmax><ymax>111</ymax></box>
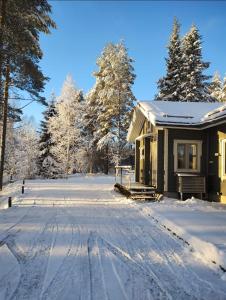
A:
<box><xmin>219</xmin><ymin>133</ymin><xmax>226</xmax><ymax>203</ymax></box>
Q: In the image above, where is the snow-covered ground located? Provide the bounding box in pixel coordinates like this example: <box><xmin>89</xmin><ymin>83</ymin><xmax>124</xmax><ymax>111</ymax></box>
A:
<box><xmin>0</xmin><ymin>175</ymin><xmax>226</xmax><ymax>300</ymax></box>
<box><xmin>138</xmin><ymin>198</ymin><xmax>226</xmax><ymax>273</ymax></box>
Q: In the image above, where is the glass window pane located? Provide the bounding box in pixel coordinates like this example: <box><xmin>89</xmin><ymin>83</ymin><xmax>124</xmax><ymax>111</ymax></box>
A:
<box><xmin>188</xmin><ymin>144</ymin><xmax>197</xmax><ymax>170</ymax></box>
<box><xmin>177</xmin><ymin>144</ymin><xmax>186</xmax><ymax>169</ymax></box>
<box><xmin>189</xmin><ymin>144</ymin><xmax>197</xmax><ymax>155</ymax></box>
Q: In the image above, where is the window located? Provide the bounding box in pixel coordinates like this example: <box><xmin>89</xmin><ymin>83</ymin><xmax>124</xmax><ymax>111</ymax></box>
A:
<box><xmin>222</xmin><ymin>139</ymin><xmax>226</xmax><ymax>179</ymax></box>
<box><xmin>174</xmin><ymin>140</ymin><xmax>202</xmax><ymax>172</ymax></box>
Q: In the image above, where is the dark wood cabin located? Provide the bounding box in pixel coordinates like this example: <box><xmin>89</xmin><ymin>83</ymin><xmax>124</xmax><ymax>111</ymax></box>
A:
<box><xmin>127</xmin><ymin>101</ymin><xmax>226</xmax><ymax>203</ymax></box>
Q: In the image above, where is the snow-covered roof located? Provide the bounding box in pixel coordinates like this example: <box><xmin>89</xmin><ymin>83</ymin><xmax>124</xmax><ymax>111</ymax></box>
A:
<box><xmin>128</xmin><ymin>100</ymin><xmax>226</xmax><ymax>142</ymax></box>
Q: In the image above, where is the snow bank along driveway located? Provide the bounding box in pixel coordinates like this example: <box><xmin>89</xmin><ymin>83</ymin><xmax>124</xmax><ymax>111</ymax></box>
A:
<box><xmin>0</xmin><ymin>175</ymin><xmax>226</xmax><ymax>300</ymax></box>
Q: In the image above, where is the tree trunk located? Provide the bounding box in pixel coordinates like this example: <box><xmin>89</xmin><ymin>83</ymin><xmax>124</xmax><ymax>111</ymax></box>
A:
<box><xmin>0</xmin><ymin>0</ymin><xmax>7</xmax><ymax>116</ymax></box>
<box><xmin>117</xmin><ymin>85</ymin><xmax>121</xmax><ymax>166</ymax></box>
<box><xmin>65</xmin><ymin>134</ymin><xmax>70</xmax><ymax>178</ymax></box>
<box><xmin>104</xmin><ymin>145</ymin><xmax>109</xmax><ymax>175</ymax></box>
<box><xmin>0</xmin><ymin>58</ymin><xmax>10</xmax><ymax>190</ymax></box>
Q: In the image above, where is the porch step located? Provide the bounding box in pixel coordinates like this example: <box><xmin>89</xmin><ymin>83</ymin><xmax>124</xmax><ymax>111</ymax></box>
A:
<box><xmin>114</xmin><ymin>183</ymin><xmax>162</xmax><ymax>201</ymax></box>
<box><xmin>130</xmin><ymin>190</ymin><xmax>155</xmax><ymax>194</ymax></box>
<box><xmin>130</xmin><ymin>194</ymin><xmax>156</xmax><ymax>200</ymax></box>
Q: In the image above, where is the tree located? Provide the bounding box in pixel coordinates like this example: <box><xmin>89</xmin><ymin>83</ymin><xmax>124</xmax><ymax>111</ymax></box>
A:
<box><xmin>3</xmin><ymin>120</ymin><xmax>16</xmax><ymax>179</ymax></box>
<box><xmin>156</xmin><ymin>18</ymin><xmax>184</xmax><ymax>101</ymax></box>
<box><xmin>11</xmin><ymin>120</ymin><xmax>39</xmax><ymax>179</ymax></box>
<box><xmin>93</xmin><ymin>42</ymin><xmax>136</xmax><ymax>169</ymax></box>
<box><xmin>209</xmin><ymin>72</ymin><xmax>222</xmax><ymax>101</ymax></box>
<box><xmin>79</xmin><ymin>86</ymin><xmax>102</xmax><ymax>173</ymax></box>
<box><xmin>37</xmin><ymin>93</ymin><xmax>59</xmax><ymax>178</ymax></box>
<box><xmin>48</xmin><ymin>75</ymin><xmax>84</xmax><ymax>176</ymax></box>
<box><xmin>0</xmin><ymin>0</ymin><xmax>56</xmax><ymax>189</ymax></box>
<box><xmin>181</xmin><ymin>24</ymin><xmax>212</xmax><ymax>102</ymax></box>
<box><xmin>221</xmin><ymin>75</ymin><xmax>226</xmax><ymax>102</ymax></box>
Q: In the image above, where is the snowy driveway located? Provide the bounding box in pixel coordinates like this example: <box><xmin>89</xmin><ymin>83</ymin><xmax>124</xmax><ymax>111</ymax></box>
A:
<box><xmin>0</xmin><ymin>175</ymin><xmax>226</xmax><ymax>300</ymax></box>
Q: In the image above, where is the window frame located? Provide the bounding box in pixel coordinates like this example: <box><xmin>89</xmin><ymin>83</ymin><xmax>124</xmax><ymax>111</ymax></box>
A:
<box><xmin>173</xmin><ymin>139</ymin><xmax>202</xmax><ymax>173</ymax></box>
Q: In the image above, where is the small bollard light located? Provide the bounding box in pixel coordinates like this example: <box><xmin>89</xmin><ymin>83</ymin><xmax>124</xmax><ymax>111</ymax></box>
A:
<box><xmin>22</xmin><ymin>179</ymin><xmax>25</xmax><ymax>185</ymax></box>
<box><xmin>8</xmin><ymin>197</ymin><xmax>12</xmax><ymax>208</ymax></box>
<box><xmin>22</xmin><ymin>185</ymin><xmax>24</xmax><ymax>194</ymax></box>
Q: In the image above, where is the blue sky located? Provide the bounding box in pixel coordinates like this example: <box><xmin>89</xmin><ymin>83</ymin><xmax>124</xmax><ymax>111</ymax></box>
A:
<box><xmin>22</xmin><ymin>0</ymin><xmax>226</xmax><ymax>126</ymax></box>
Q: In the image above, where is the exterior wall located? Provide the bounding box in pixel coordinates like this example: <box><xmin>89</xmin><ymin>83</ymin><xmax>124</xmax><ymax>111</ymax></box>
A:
<box><xmin>205</xmin><ymin>124</ymin><xmax>226</xmax><ymax>203</ymax></box>
<box><xmin>166</xmin><ymin>125</ymin><xmax>226</xmax><ymax>202</ymax></box>
<box><xmin>133</xmin><ymin>113</ymin><xmax>226</xmax><ymax>202</ymax></box>
<box><xmin>135</xmin><ymin>119</ymin><xmax>157</xmax><ymax>186</ymax></box>
<box><xmin>167</xmin><ymin>129</ymin><xmax>207</xmax><ymax>195</ymax></box>
<box><xmin>157</xmin><ymin>130</ymin><xmax>164</xmax><ymax>193</ymax></box>
<box><xmin>135</xmin><ymin>140</ymin><xmax>140</xmax><ymax>182</ymax></box>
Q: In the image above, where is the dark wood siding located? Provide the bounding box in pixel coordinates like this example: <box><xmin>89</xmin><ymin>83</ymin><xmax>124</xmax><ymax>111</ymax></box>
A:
<box><xmin>135</xmin><ymin>140</ymin><xmax>140</xmax><ymax>182</ymax></box>
<box><xmin>144</xmin><ymin>137</ymin><xmax>150</xmax><ymax>185</ymax></box>
<box><xmin>167</xmin><ymin>129</ymin><xmax>206</xmax><ymax>193</ymax></box>
<box><xmin>157</xmin><ymin>130</ymin><xmax>164</xmax><ymax>193</ymax></box>
<box><xmin>205</xmin><ymin>124</ymin><xmax>226</xmax><ymax>202</ymax></box>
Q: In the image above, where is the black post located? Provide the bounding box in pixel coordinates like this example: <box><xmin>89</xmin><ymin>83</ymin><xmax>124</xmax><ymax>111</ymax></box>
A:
<box><xmin>22</xmin><ymin>185</ymin><xmax>24</xmax><ymax>194</ymax></box>
<box><xmin>8</xmin><ymin>196</ymin><xmax>12</xmax><ymax>207</ymax></box>
<box><xmin>22</xmin><ymin>179</ymin><xmax>25</xmax><ymax>185</ymax></box>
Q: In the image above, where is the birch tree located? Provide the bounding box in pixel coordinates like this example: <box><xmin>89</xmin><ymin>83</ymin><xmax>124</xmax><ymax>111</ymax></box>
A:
<box><xmin>12</xmin><ymin>120</ymin><xmax>39</xmax><ymax>179</ymax></box>
<box><xmin>48</xmin><ymin>75</ymin><xmax>84</xmax><ymax>176</ymax></box>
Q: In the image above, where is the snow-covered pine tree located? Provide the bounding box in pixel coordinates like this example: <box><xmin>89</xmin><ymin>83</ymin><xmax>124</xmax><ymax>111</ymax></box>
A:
<box><xmin>156</xmin><ymin>18</ymin><xmax>184</xmax><ymax>101</ymax></box>
<box><xmin>220</xmin><ymin>75</ymin><xmax>226</xmax><ymax>102</ymax></box>
<box><xmin>48</xmin><ymin>75</ymin><xmax>84</xmax><ymax>176</ymax></box>
<box><xmin>181</xmin><ymin>24</ymin><xmax>212</xmax><ymax>102</ymax></box>
<box><xmin>79</xmin><ymin>86</ymin><xmax>102</xmax><ymax>173</ymax></box>
<box><xmin>94</xmin><ymin>42</ymin><xmax>136</xmax><ymax>168</ymax></box>
<box><xmin>209</xmin><ymin>72</ymin><xmax>222</xmax><ymax>101</ymax></box>
<box><xmin>37</xmin><ymin>92</ymin><xmax>59</xmax><ymax>178</ymax></box>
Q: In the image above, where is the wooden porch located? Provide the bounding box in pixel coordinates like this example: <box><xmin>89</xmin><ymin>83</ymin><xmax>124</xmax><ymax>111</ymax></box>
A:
<box><xmin>114</xmin><ymin>166</ymin><xmax>161</xmax><ymax>201</ymax></box>
<box><xmin>114</xmin><ymin>181</ymin><xmax>160</xmax><ymax>201</ymax></box>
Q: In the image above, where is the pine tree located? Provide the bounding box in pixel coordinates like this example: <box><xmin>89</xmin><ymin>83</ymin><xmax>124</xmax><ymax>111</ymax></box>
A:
<box><xmin>0</xmin><ymin>0</ymin><xmax>56</xmax><ymax>189</ymax></box>
<box><xmin>48</xmin><ymin>75</ymin><xmax>84</xmax><ymax>176</ymax></box>
<box><xmin>38</xmin><ymin>93</ymin><xmax>59</xmax><ymax>178</ymax></box>
<box><xmin>79</xmin><ymin>86</ymin><xmax>102</xmax><ymax>173</ymax></box>
<box><xmin>156</xmin><ymin>18</ymin><xmax>183</xmax><ymax>101</ymax></box>
<box><xmin>221</xmin><ymin>75</ymin><xmax>226</xmax><ymax>102</ymax></box>
<box><xmin>181</xmin><ymin>24</ymin><xmax>212</xmax><ymax>102</ymax></box>
<box><xmin>93</xmin><ymin>42</ymin><xmax>136</xmax><ymax>168</ymax></box>
<box><xmin>209</xmin><ymin>72</ymin><xmax>222</xmax><ymax>101</ymax></box>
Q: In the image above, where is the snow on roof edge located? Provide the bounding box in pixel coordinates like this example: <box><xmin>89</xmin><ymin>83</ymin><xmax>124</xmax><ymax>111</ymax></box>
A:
<box><xmin>137</xmin><ymin>100</ymin><xmax>226</xmax><ymax>127</ymax></box>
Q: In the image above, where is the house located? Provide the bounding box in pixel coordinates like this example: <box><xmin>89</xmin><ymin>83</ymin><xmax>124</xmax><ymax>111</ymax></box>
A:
<box><xmin>127</xmin><ymin>100</ymin><xmax>226</xmax><ymax>203</ymax></box>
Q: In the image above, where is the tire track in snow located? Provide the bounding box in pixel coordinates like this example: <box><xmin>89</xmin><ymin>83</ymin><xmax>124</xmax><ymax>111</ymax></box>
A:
<box><xmin>133</xmin><ymin>205</ymin><xmax>226</xmax><ymax>299</ymax></box>
<box><xmin>87</xmin><ymin>231</ymin><xmax>170</xmax><ymax>300</ymax></box>
<box><xmin>5</xmin><ymin>212</ymin><xmax>58</xmax><ymax>300</ymax></box>
<box><xmin>0</xmin><ymin>206</ymin><xmax>52</xmax><ymax>300</ymax></box>
<box><xmin>0</xmin><ymin>206</ymin><xmax>33</xmax><ymax>242</ymax></box>
<box><xmin>109</xmin><ymin>205</ymin><xmax>226</xmax><ymax>300</ymax></box>
<box><xmin>41</xmin><ymin>207</ymin><xmax>90</xmax><ymax>300</ymax></box>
